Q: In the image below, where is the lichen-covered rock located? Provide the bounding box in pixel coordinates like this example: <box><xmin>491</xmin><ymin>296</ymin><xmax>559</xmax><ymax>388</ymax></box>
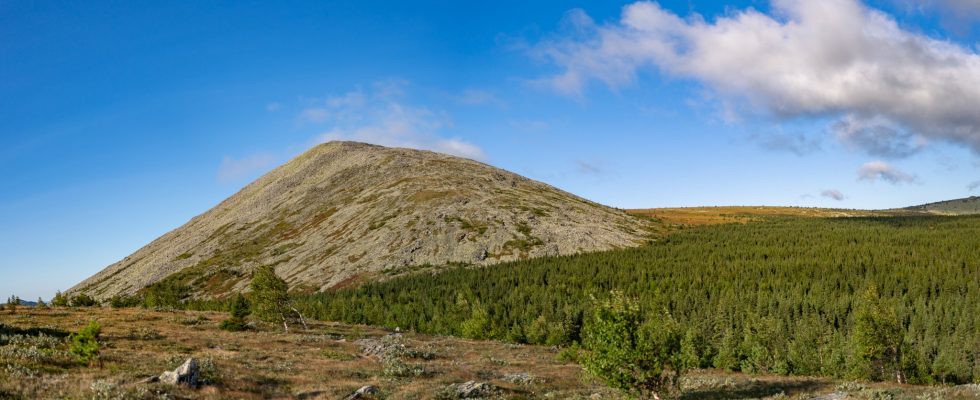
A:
<box><xmin>443</xmin><ymin>381</ymin><xmax>498</xmax><ymax>399</ymax></box>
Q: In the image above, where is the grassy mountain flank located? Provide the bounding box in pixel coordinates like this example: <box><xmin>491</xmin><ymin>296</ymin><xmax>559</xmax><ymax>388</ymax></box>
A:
<box><xmin>71</xmin><ymin>141</ymin><xmax>655</xmax><ymax>299</ymax></box>
<box><xmin>904</xmin><ymin>196</ymin><xmax>980</xmax><ymax>215</ymax></box>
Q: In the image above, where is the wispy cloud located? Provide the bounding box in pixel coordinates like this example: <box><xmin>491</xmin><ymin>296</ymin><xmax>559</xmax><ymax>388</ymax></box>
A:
<box><xmin>265</xmin><ymin>102</ymin><xmax>282</xmax><ymax>112</ymax></box>
<box><xmin>894</xmin><ymin>0</ymin><xmax>980</xmax><ymax>34</ymax></box>
<box><xmin>456</xmin><ymin>89</ymin><xmax>506</xmax><ymax>107</ymax></box>
<box><xmin>832</xmin><ymin>115</ymin><xmax>924</xmax><ymax>159</ymax></box>
<box><xmin>217</xmin><ymin>153</ymin><xmax>277</xmax><ymax>183</ymax></box>
<box><xmin>533</xmin><ymin>0</ymin><xmax>980</xmax><ymax>156</ymax></box>
<box><xmin>749</xmin><ymin>131</ymin><xmax>821</xmax><ymax>156</ymax></box>
<box><xmin>858</xmin><ymin>161</ymin><xmax>917</xmax><ymax>184</ymax></box>
<box><xmin>968</xmin><ymin>180</ymin><xmax>980</xmax><ymax>191</ymax></box>
<box><xmin>821</xmin><ymin>189</ymin><xmax>846</xmax><ymax>201</ymax></box>
<box><xmin>306</xmin><ymin>81</ymin><xmax>486</xmax><ymax>161</ymax></box>
<box><xmin>574</xmin><ymin>160</ymin><xmax>604</xmax><ymax>175</ymax></box>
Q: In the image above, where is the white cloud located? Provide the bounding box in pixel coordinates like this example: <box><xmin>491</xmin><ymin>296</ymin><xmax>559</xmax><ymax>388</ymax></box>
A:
<box><xmin>535</xmin><ymin>0</ymin><xmax>980</xmax><ymax>156</ymax></box>
<box><xmin>820</xmin><ymin>189</ymin><xmax>846</xmax><ymax>201</ymax></box>
<box><xmin>858</xmin><ymin>160</ymin><xmax>917</xmax><ymax>184</ymax></box>
<box><xmin>308</xmin><ymin>82</ymin><xmax>486</xmax><ymax>161</ymax></box>
<box><xmin>217</xmin><ymin>153</ymin><xmax>277</xmax><ymax>183</ymax></box>
<box><xmin>265</xmin><ymin>102</ymin><xmax>282</xmax><ymax>112</ymax></box>
<box><xmin>968</xmin><ymin>180</ymin><xmax>980</xmax><ymax>191</ymax></box>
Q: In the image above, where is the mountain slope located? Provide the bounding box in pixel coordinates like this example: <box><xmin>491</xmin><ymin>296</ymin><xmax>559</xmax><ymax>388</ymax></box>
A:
<box><xmin>905</xmin><ymin>196</ymin><xmax>980</xmax><ymax>215</ymax></box>
<box><xmin>72</xmin><ymin>141</ymin><xmax>655</xmax><ymax>299</ymax></box>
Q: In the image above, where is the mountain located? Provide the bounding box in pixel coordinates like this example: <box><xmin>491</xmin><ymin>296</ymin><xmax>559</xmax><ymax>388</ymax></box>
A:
<box><xmin>905</xmin><ymin>196</ymin><xmax>980</xmax><ymax>215</ymax></box>
<box><xmin>72</xmin><ymin>142</ymin><xmax>655</xmax><ymax>299</ymax></box>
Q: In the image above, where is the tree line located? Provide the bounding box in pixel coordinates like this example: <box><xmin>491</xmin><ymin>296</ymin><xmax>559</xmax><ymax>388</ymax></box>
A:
<box><xmin>292</xmin><ymin>216</ymin><xmax>980</xmax><ymax>385</ymax></box>
<box><xmin>55</xmin><ymin>215</ymin><xmax>980</xmax><ymax>387</ymax></box>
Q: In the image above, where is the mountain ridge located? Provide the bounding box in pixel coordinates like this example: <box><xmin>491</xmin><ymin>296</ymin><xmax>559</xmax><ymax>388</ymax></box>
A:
<box><xmin>904</xmin><ymin>196</ymin><xmax>980</xmax><ymax>215</ymax></box>
<box><xmin>72</xmin><ymin>141</ymin><xmax>655</xmax><ymax>299</ymax></box>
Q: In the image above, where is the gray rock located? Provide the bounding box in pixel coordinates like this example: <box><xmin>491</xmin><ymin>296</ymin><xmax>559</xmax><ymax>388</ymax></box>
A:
<box><xmin>159</xmin><ymin>358</ymin><xmax>199</xmax><ymax>387</ymax></box>
<box><xmin>344</xmin><ymin>385</ymin><xmax>380</xmax><ymax>399</ymax></box>
<box><xmin>449</xmin><ymin>381</ymin><xmax>497</xmax><ymax>398</ymax></box>
<box><xmin>501</xmin><ymin>372</ymin><xmax>535</xmax><ymax>385</ymax></box>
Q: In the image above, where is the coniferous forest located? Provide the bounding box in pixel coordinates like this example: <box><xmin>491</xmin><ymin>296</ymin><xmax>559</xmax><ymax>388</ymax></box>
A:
<box><xmin>293</xmin><ymin>215</ymin><xmax>980</xmax><ymax>384</ymax></box>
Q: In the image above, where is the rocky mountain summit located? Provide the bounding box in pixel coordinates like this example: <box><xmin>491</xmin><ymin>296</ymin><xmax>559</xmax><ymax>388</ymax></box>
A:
<box><xmin>72</xmin><ymin>141</ymin><xmax>654</xmax><ymax>299</ymax></box>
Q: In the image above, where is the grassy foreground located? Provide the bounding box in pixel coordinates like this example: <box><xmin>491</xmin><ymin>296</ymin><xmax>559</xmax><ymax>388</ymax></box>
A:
<box><xmin>2</xmin><ymin>308</ymin><xmax>980</xmax><ymax>399</ymax></box>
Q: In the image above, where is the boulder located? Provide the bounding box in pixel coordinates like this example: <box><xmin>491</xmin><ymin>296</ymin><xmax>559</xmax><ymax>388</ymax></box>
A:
<box><xmin>159</xmin><ymin>358</ymin><xmax>199</xmax><ymax>387</ymax></box>
<box><xmin>502</xmin><ymin>372</ymin><xmax>534</xmax><ymax>385</ymax></box>
<box><xmin>450</xmin><ymin>381</ymin><xmax>497</xmax><ymax>398</ymax></box>
<box><xmin>344</xmin><ymin>385</ymin><xmax>380</xmax><ymax>399</ymax></box>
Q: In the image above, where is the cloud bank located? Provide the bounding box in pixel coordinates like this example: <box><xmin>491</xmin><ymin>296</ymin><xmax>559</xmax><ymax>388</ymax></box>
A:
<box><xmin>536</xmin><ymin>0</ymin><xmax>980</xmax><ymax>156</ymax></box>
<box><xmin>302</xmin><ymin>82</ymin><xmax>485</xmax><ymax>161</ymax></box>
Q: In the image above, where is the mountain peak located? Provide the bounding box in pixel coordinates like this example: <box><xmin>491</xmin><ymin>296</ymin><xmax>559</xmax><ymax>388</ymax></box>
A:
<box><xmin>72</xmin><ymin>143</ymin><xmax>655</xmax><ymax>299</ymax></box>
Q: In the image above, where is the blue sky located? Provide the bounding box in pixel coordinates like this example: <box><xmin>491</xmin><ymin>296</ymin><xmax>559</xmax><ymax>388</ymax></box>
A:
<box><xmin>3</xmin><ymin>0</ymin><xmax>980</xmax><ymax>300</ymax></box>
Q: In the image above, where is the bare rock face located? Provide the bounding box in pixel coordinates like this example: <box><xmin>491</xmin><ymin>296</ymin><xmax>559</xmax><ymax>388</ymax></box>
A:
<box><xmin>72</xmin><ymin>141</ymin><xmax>655</xmax><ymax>299</ymax></box>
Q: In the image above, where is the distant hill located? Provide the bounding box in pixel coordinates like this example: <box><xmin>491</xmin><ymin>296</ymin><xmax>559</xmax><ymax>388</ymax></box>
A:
<box><xmin>71</xmin><ymin>141</ymin><xmax>655</xmax><ymax>300</ymax></box>
<box><xmin>905</xmin><ymin>196</ymin><xmax>980</xmax><ymax>215</ymax></box>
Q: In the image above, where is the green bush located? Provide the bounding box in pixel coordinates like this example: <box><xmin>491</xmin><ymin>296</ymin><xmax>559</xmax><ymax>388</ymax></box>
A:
<box><xmin>142</xmin><ymin>281</ymin><xmax>189</xmax><ymax>309</ymax></box>
<box><xmin>109</xmin><ymin>294</ymin><xmax>141</xmax><ymax>308</ymax></box>
<box><xmin>582</xmin><ymin>291</ymin><xmax>685</xmax><ymax>399</ymax></box>
<box><xmin>5</xmin><ymin>295</ymin><xmax>18</xmax><ymax>313</ymax></box>
<box><xmin>50</xmin><ymin>291</ymin><xmax>69</xmax><ymax>307</ymax></box>
<box><xmin>70</xmin><ymin>320</ymin><xmax>102</xmax><ymax>365</ymax></box>
<box><xmin>249</xmin><ymin>266</ymin><xmax>303</xmax><ymax>331</ymax></box>
<box><xmin>219</xmin><ymin>293</ymin><xmax>251</xmax><ymax>332</ymax></box>
<box><xmin>70</xmin><ymin>293</ymin><xmax>98</xmax><ymax>307</ymax></box>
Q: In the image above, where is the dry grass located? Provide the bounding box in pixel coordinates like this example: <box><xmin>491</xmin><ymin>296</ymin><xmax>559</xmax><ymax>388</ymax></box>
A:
<box><xmin>0</xmin><ymin>307</ymin><xmax>619</xmax><ymax>399</ymax></box>
<box><xmin>627</xmin><ymin>206</ymin><xmax>911</xmax><ymax>228</ymax></box>
<box><xmin>1</xmin><ymin>308</ymin><xmax>974</xmax><ymax>399</ymax></box>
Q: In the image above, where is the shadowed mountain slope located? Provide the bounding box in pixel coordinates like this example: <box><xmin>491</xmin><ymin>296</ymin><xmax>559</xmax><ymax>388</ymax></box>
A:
<box><xmin>72</xmin><ymin>141</ymin><xmax>655</xmax><ymax>299</ymax></box>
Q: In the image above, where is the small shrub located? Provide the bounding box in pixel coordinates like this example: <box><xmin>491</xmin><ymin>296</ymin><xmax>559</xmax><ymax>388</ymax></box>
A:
<box><xmin>6</xmin><ymin>295</ymin><xmax>20</xmax><ymax>313</ymax></box>
<box><xmin>70</xmin><ymin>294</ymin><xmax>98</xmax><ymax>307</ymax></box>
<box><xmin>557</xmin><ymin>344</ymin><xmax>582</xmax><ymax>363</ymax></box>
<box><xmin>218</xmin><ymin>318</ymin><xmax>247</xmax><ymax>332</ymax></box>
<box><xmin>322</xmin><ymin>349</ymin><xmax>358</xmax><ymax>361</ymax></box>
<box><xmin>50</xmin><ymin>291</ymin><xmax>69</xmax><ymax>307</ymax></box>
<box><xmin>199</xmin><ymin>356</ymin><xmax>222</xmax><ymax>385</ymax></box>
<box><xmin>126</xmin><ymin>327</ymin><xmax>163</xmax><ymax>340</ymax></box>
<box><xmin>70</xmin><ymin>320</ymin><xmax>101</xmax><ymax>365</ymax></box>
<box><xmin>219</xmin><ymin>293</ymin><xmax>250</xmax><ymax>332</ymax></box>
<box><xmin>382</xmin><ymin>357</ymin><xmax>427</xmax><ymax>378</ymax></box>
<box><xmin>142</xmin><ymin>280</ymin><xmax>189</xmax><ymax>309</ymax></box>
<box><xmin>109</xmin><ymin>295</ymin><xmax>141</xmax><ymax>308</ymax></box>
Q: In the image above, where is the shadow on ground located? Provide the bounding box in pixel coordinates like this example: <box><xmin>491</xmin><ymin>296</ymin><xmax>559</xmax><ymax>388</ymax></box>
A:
<box><xmin>0</xmin><ymin>322</ymin><xmax>70</xmax><ymax>338</ymax></box>
<box><xmin>683</xmin><ymin>378</ymin><xmax>832</xmax><ymax>399</ymax></box>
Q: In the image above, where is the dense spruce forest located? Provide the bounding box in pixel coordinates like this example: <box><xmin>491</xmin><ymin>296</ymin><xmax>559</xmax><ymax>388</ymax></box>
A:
<box><xmin>292</xmin><ymin>216</ymin><xmax>980</xmax><ymax>384</ymax></box>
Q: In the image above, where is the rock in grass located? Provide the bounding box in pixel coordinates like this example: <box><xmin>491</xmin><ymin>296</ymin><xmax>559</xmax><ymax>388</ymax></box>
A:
<box><xmin>444</xmin><ymin>381</ymin><xmax>497</xmax><ymax>399</ymax></box>
<box><xmin>159</xmin><ymin>358</ymin><xmax>199</xmax><ymax>387</ymax></box>
<box><xmin>344</xmin><ymin>385</ymin><xmax>380</xmax><ymax>399</ymax></box>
